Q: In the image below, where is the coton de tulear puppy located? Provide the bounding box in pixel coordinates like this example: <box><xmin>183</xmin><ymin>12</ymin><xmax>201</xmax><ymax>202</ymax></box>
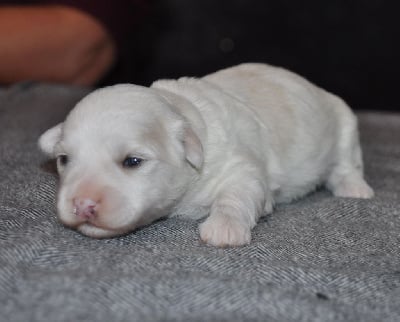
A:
<box><xmin>39</xmin><ymin>63</ymin><xmax>374</xmax><ymax>247</ymax></box>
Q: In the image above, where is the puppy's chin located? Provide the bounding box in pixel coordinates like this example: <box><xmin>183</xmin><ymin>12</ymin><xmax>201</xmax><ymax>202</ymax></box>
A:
<box><xmin>76</xmin><ymin>223</ymin><xmax>129</xmax><ymax>239</ymax></box>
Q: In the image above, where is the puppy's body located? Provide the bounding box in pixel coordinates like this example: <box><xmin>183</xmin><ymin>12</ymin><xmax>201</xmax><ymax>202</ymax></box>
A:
<box><xmin>39</xmin><ymin>63</ymin><xmax>373</xmax><ymax>246</ymax></box>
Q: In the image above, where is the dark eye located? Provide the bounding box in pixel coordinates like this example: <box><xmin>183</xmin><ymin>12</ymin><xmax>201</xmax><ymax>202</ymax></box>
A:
<box><xmin>57</xmin><ymin>154</ymin><xmax>68</xmax><ymax>166</ymax></box>
<box><xmin>122</xmin><ymin>156</ymin><xmax>143</xmax><ymax>168</ymax></box>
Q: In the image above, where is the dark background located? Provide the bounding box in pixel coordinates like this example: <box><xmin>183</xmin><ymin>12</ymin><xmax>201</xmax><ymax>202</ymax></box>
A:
<box><xmin>106</xmin><ymin>0</ymin><xmax>399</xmax><ymax>111</ymax></box>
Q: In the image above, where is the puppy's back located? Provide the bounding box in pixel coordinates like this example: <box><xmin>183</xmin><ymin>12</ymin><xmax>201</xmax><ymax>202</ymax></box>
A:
<box><xmin>204</xmin><ymin>63</ymin><xmax>341</xmax><ymax>150</ymax></box>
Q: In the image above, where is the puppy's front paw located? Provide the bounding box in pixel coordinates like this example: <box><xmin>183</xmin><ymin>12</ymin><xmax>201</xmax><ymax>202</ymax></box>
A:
<box><xmin>199</xmin><ymin>214</ymin><xmax>251</xmax><ymax>247</ymax></box>
<box><xmin>333</xmin><ymin>178</ymin><xmax>374</xmax><ymax>199</ymax></box>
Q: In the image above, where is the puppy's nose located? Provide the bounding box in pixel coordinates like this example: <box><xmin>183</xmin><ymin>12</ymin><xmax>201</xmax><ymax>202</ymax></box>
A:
<box><xmin>73</xmin><ymin>197</ymin><xmax>98</xmax><ymax>220</ymax></box>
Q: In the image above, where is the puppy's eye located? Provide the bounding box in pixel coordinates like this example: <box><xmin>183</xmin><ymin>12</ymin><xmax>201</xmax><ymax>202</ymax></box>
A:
<box><xmin>57</xmin><ymin>154</ymin><xmax>68</xmax><ymax>166</ymax></box>
<box><xmin>122</xmin><ymin>156</ymin><xmax>143</xmax><ymax>168</ymax></box>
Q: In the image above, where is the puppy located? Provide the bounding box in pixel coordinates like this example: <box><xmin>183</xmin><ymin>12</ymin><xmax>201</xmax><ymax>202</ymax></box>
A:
<box><xmin>39</xmin><ymin>63</ymin><xmax>374</xmax><ymax>247</ymax></box>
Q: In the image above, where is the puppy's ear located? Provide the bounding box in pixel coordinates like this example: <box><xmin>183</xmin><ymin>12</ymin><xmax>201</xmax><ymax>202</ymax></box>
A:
<box><xmin>183</xmin><ymin>126</ymin><xmax>203</xmax><ymax>170</ymax></box>
<box><xmin>38</xmin><ymin>123</ymin><xmax>63</xmax><ymax>157</ymax></box>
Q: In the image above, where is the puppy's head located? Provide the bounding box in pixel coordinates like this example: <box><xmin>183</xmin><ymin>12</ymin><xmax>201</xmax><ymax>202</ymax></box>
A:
<box><xmin>39</xmin><ymin>84</ymin><xmax>203</xmax><ymax>238</ymax></box>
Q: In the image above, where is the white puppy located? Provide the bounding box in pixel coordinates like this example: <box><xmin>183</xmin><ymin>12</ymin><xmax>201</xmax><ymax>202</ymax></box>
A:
<box><xmin>39</xmin><ymin>63</ymin><xmax>374</xmax><ymax>247</ymax></box>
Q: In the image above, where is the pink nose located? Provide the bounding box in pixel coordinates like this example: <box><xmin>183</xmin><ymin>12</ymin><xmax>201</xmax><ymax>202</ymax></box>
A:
<box><xmin>73</xmin><ymin>198</ymin><xmax>98</xmax><ymax>220</ymax></box>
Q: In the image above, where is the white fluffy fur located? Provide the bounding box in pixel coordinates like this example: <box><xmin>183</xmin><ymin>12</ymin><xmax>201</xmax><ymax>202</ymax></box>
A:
<box><xmin>38</xmin><ymin>63</ymin><xmax>374</xmax><ymax>247</ymax></box>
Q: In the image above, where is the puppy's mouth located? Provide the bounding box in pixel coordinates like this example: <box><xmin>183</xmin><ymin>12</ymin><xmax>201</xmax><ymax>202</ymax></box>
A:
<box><xmin>59</xmin><ymin>210</ymin><xmax>138</xmax><ymax>238</ymax></box>
<box><xmin>77</xmin><ymin>222</ymin><xmax>127</xmax><ymax>238</ymax></box>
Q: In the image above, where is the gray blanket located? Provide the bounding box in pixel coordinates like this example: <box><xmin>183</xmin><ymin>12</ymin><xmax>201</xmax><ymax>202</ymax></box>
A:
<box><xmin>1</xmin><ymin>83</ymin><xmax>399</xmax><ymax>322</ymax></box>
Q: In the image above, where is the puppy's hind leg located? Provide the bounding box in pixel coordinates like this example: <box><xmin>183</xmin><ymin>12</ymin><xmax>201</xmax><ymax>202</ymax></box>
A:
<box><xmin>199</xmin><ymin>178</ymin><xmax>267</xmax><ymax>247</ymax></box>
<box><xmin>326</xmin><ymin>99</ymin><xmax>374</xmax><ymax>199</ymax></box>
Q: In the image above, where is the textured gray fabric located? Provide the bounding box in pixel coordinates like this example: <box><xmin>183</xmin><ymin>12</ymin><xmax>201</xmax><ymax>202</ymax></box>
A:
<box><xmin>0</xmin><ymin>83</ymin><xmax>399</xmax><ymax>322</ymax></box>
